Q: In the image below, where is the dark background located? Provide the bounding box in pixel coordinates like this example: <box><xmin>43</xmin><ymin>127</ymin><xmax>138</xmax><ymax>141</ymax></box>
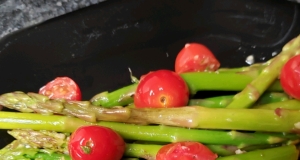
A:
<box><xmin>0</xmin><ymin>0</ymin><xmax>299</xmax><ymax>148</ymax></box>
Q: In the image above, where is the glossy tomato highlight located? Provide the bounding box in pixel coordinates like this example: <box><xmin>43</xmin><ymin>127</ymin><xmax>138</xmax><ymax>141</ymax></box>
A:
<box><xmin>39</xmin><ymin>77</ymin><xmax>82</xmax><ymax>101</ymax></box>
<box><xmin>156</xmin><ymin>142</ymin><xmax>217</xmax><ymax>160</ymax></box>
<box><xmin>280</xmin><ymin>55</ymin><xmax>300</xmax><ymax>99</ymax></box>
<box><xmin>134</xmin><ymin>70</ymin><xmax>189</xmax><ymax>108</ymax></box>
<box><xmin>175</xmin><ymin>43</ymin><xmax>220</xmax><ymax>74</ymax></box>
<box><xmin>68</xmin><ymin>125</ymin><xmax>125</xmax><ymax>160</ymax></box>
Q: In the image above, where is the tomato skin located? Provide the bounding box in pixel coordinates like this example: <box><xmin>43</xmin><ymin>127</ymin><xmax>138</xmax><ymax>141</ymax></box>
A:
<box><xmin>280</xmin><ymin>55</ymin><xmax>300</xmax><ymax>99</ymax></box>
<box><xmin>39</xmin><ymin>77</ymin><xmax>82</xmax><ymax>101</ymax></box>
<box><xmin>175</xmin><ymin>43</ymin><xmax>220</xmax><ymax>74</ymax></box>
<box><xmin>134</xmin><ymin>70</ymin><xmax>189</xmax><ymax>108</ymax></box>
<box><xmin>156</xmin><ymin>142</ymin><xmax>217</xmax><ymax>160</ymax></box>
<box><xmin>68</xmin><ymin>125</ymin><xmax>125</xmax><ymax>160</ymax></box>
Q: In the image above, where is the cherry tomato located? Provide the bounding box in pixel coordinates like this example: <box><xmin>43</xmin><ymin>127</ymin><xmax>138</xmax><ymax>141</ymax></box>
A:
<box><xmin>156</xmin><ymin>142</ymin><xmax>217</xmax><ymax>160</ymax></box>
<box><xmin>175</xmin><ymin>43</ymin><xmax>220</xmax><ymax>74</ymax></box>
<box><xmin>68</xmin><ymin>125</ymin><xmax>125</xmax><ymax>160</ymax></box>
<box><xmin>134</xmin><ymin>70</ymin><xmax>189</xmax><ymax>108</ymax></box>
<box><xmin>280</xmin><ymin>54</ymin><xmax>300</xmax><ymax>99</ymax></box>
<box><xmin>39</xmin><ymin>77</ymin><xmax>82</xmax><ymax>101</ymax></box>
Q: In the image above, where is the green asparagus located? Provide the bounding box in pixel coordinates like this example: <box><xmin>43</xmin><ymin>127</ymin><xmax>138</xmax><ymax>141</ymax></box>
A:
<box><xmin>90</xmin><ymin>73</ymin><xmax>282</xmax><ymax>108</ymax></box>
<box><xmin>216</xmin><ymin>145</ymin><xmax>299</xmax><ymax>160</ymax></box>
<box><xmin>0</xmin><ymin>112</ymin><xmax>291</xmax><ymax>146</ymax></box>
<box><xmin>188</xmin><ymin>92</ymin><xmax>289</xmax><ymax>108</ymax></box>
<box><xmin>254</xmin><ymin>100</ymin><xmax>300</xmax><ymax>110</ymax></box>
<box><xmin>226</xmin><ymin>35</ymin><xmax>300</xmax><ymax>109</ymax></box>
<box><xmin>7</xmin><ymin>129</ymin><xmax>291</xmax><ymax>158</ymax></box>
<box><xmin>0</xmin><ymin>140</ymin><xmax>71</xmax><ymax>160</ymax></box>
<box><xmin>3</xmin><ymin>92</ymin><xmax>300</xmax><ymax>133</ymax></box>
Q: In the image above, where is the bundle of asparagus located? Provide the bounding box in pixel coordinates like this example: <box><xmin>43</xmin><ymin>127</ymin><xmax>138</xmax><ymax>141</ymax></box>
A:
<box><xmin>0</xmin><ymin>35</ymin><xmax>300</xmax><ymax>159</ymax></box>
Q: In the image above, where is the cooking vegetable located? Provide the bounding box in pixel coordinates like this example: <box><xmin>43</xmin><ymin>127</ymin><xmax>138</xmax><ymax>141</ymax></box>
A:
<box><xmin>90</xmin><ymin>72</ymin><xmax>282</xmax><ymax>108</ymax></box>
<box><xmin>68</xmin><ymin>125</ymin><xmax>125</xmax><ymax>160</ymax></box>
<box><xmin>175</xmin><ymin>43</ymin><xmax>220</xmax><ymax>74</ymax></box>
<box><xmin>0</xmin><ymin>111</ymin><xmax>298</xmax><ymax>146</ymax></box>
<box><xmin>0</xmin><ymin>140</ymin><xmax>71</xmax><ymax>160</ymax></box>
<box><xmin>3</xmin><ymin>92</ymin><xmax>300</xmax><ymax>133</ymax></box>
<box><xmin>39</xmin><ymin>77</ymin><xmax>82</xmax><ymax>101</ymax></box>
<box><xmin>188</xmin><ymin>92</ymin><xmax>289</xmax><ymax>108</ymax></box>
<box><xmin>9</xmin><ymin>129</ymin><xmax>284</xmax><ymax>158</ymax></box>
<box><xmin>280</xmin><ymin>54</ymin><xmax>300</xmax><ymax>99</ymax></box>
<box><xmin>253</xmin><ymin>99</ymin><xmax>300</xmax><ymax>110</ymax></box>
<box><xmin>0</xmin><ymin>35</ymin><xmax>300</xmax><ymax>160</ymax></box>
<box><xmin>156</xmin><ymin>141</ymin><xmax>218</xmax><ymax>160</ymax></box>
<box><xmin>216</xmin><ymin>145</ymin><xmax>299</xmax><ymax>160</ymax></box>
<box><xmin>91</xmin><ymin>84</ymin><xmax>137</xmax><ymax>107</ymax></box>
<box><xmin>2</xmin><ymin>138</ymin><xmax>296</xmax><ymax>160</ymax></box>
<box><xmin>134</xmin><ymin>70</ymin><xmax>189</xmax><ymax>108</ymax></box>
<box><xmin>226</xmin><ymin>35</ymin><xmax>300</xmax><ymax>108</ymax></box>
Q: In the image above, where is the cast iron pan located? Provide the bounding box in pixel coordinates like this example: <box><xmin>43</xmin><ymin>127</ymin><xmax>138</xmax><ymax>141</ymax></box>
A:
<box><xmin>0</xmin><ymin>0</ymin><xmax>299</xmax><ymax>153</ymax></box>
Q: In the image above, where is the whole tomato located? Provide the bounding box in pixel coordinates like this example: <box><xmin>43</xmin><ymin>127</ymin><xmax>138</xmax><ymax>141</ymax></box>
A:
<box><xmin>175</xmin><ymin>43</ymin><xmax>220</xmax><ymax>74</ymax></box>
<box><xmin>280</xmin><ymin>54</ymin><xmax>300</xmax><ymax>99</ymax></box>
<box><xmin>39</xmin><ymin>77</ymin><xmax>82</xmax><ymax>101</ymax></box>
<box><xmin>156</xmin><ymin>142</ymin><xmax>217</xmax><ymax>160</ymax></box>
<box><xmin>134</xmin><ymin>70</ymin><xmax>189</xmax><ymax>108</ymax></box>
<box><xmin>68</xmin><ymin>125</ymin><xmax>125</xmax><ymax>160</ymax></box>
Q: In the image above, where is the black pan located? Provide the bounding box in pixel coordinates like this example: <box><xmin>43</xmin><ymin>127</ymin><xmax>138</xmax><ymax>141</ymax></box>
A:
<box><xmin>0</xmin><ymin>0</ymin><xmax>299</xmax><ymax>152</ymax></box>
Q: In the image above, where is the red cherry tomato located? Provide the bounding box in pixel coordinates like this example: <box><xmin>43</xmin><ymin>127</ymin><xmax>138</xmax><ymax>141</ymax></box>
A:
<box><xmin>156</xmin><ymin>142</ymin><xmax>217</xmax><ymax>160</ymax></box>
<box><xmin>68</xmin><ymin>125</ymin><xmax>125</xmax><ymax>160</ymax></box>
<box><xmin>175</xmin><ymin>43</ymin><xmax>220</xmax><ymax>74</ymax></box>
<box><xmin>39</xmin><ymin>77</ymin><xmax>82</xmax><ymax>100</ymax></box>
<box><xmin>280</xmin><ymin>54</ymin><xmax>300</xmax><ymax>99</ymax></box>
<box><xmin>134</xmin><ymin>70</ymin><xmax>189</xmax><ymax>108</ymax></box>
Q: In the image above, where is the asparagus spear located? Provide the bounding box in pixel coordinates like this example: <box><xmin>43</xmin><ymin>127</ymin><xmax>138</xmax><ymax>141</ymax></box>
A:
<box><xmin>180</xmin><ymin>72</ymin><xmax>282</xmax><ymax>94</ymax></box>
<box><xmin>90</xmin><ymin>73</ymin><xmax>282</xmax><ymax>108</ymax></box>
<box><xmin>206</xmin><ymin>144</ymin><xmax>282</xmax><ymax>157</ymax></box>
<box><xmin>188</xmin><ymin>92</ymin><xmax>289</xmax><ymax>108</ymax></box>
<box><xmin>7</xmin><ymin>129</ymin><xmax>289</xmax><ymax>158</ymax></box>
<box><xmin>188</xmin><ymin>95</ymin><xmax>234</xmax><ymax>108</ymax></box>
<box><xmin>216</xmin><ymin>145</ymin><xmax>299</xmax><ymax>160</ymax></box>
<box><xmin>3</xmin><ymin>92</ymin><xmax>300</xmax><ymax>132</ymax></box>
<box><xmin>254</xmin><ymin>100</ymin><xmax>300</xmax><ymax>110</ymax></box>
<box><xmin>217</xmin><ymin>63</ymin><xmax>266</xmax><ymax>74</ymax></box>
<box><xmin>7</xmin><ymin>129</ymin><xmax>70</xmax><ymax>154</ymax></box>
<box><xmin>0</xmin><ymin>140</ymin><xmax>71</xmax><ymax>160</ymax></box>
<box><xmin>125</xmin><ymin>143</ymin><xmax>160</xmax><ymax>160</ymax></box>
<box><xmin>7</xmin><ymin>129</ymin><xmax>160</xmax><ymax>159</ymax></box>
<box><xmin>0</xmin><ymin>112</ymin><xmax>290</xmax><ymax>146</ymax></box>
<box><xmin>226</xmin><ymin>35</ymin><xmax>300</xmax><ymax>109</ymax></box>
<box><xmin>91</xmin><ymin>84</ymin><xmax>137</xmax><ymax>107</ymax></box>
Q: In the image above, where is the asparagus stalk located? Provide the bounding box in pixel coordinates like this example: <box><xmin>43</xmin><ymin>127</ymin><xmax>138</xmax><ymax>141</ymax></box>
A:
<box><xmin>125</xmin><ymin>143</ymin><xmax>160</xmax><ymax>160</ymax></box>
<box><xmin>7</xmin><ymin>129</ymin><xmax>289</xmax><ymax>158</ymax></box>
<box><xmin>90</xmin><ymin>73</ymin><xmax>282</xmax><ymax>108</ymax></box>
<box><xmin>7</xmin><ymin>129</ymin><xmax>70</xmax><ymax>154</ymax></box>
<box><xmin>188</xmin><ymin>95</ymin><xmax>234</xmax><ymax>108</ymax></box>
<box><xmin>226</xmin><ymin>35</ymin><xmax>300</xmax><ymax>109</ymax></box>
<box><xmin>0</xmin><ymin>140</ymin><xmax>71</xmax><ymax>160</ymax></box>
<box><xmin>206</xmin><ymin>144</ymin><xmax>282</xmax><ymax>157</ymax></box>
<box><xmin>3</xmin><ymin>92</ymin><xmax>300</xmax><ymax>132</ymax></box>
<box><xmin>126</xmin><ymin>106</ymin><xmax>300</xmax><ymax>132</ymax></box>
<box><xmin>179</xmin><ymin>72</ymin><xmax>282</xmax><ymax>94</ymax></box>
<box><xmin>0</xmin><ymin>91</ymin><xmax>134</xmax><ymax>123</ymax></box>
<box><xmin>254</xmin><ymin>100</ymin><xmax>300</xmax><ymax>110</ymax></box>
<box><xmin>188</xmin><ymin>92</ymin><xmax>289</xmax><ymax>108</ymax></box>
<box><xmin>91</xmin><ymin>84</ymin><xmax>137</xmax><ymax>107</ymax></box>
<box><xmin>7</xmin><ymin>129</ymin><xmax>160</xmax><ymax>159</ymax></box>
<box><xmin>216</xmin><ymin>145</ymin><xmax>299</xmax><ymax>160</ymax></box>
<box><xmin>0</xmin><ymin>112</ymin><xmax>290</xmax><ymax>146</ymax></box>
<box><xmin>217</xmin><ymin>63</ymin><xmax>266</xmax><ymax>74</ymax></box>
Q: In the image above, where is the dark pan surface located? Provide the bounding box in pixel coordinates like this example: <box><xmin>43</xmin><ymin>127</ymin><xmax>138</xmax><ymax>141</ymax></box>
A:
<box><xmin>0</xmin><ymin>0</ymin><xmax>299</xmax><ymax>149</ymax></box>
